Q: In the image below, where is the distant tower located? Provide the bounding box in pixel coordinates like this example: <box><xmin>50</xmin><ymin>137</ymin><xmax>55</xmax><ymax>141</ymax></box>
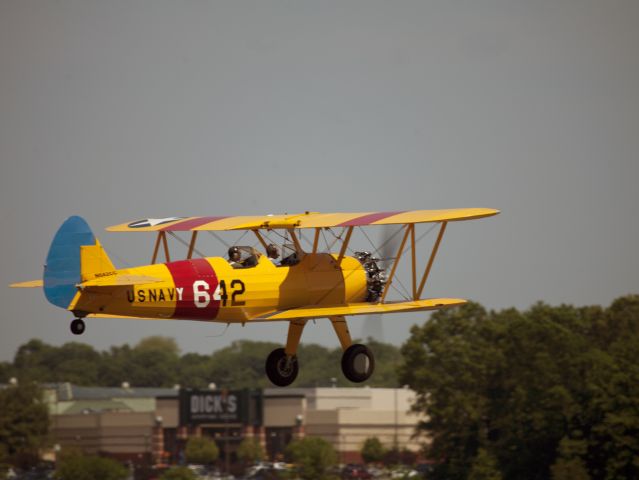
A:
<box><xmin>361</xmin><ymin>314</ymin><xmax>384</xmax><ymax>342</ymax></box>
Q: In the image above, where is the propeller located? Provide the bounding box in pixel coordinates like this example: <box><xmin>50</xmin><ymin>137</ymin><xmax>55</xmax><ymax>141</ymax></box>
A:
<box><xmin>360</xmin><ymin>225</ymin><xmax>403</xmax><ymax>342</ymax></box>
<box><xmin>379</xmin><ymin>225</ymin><xmax>403</xmax><ymax>272</ymax></box>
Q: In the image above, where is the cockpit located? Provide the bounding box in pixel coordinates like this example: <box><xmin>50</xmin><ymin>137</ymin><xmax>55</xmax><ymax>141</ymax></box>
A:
<box><xmin>228</xmin><ymin>246</ymin><xmax>260</xmax><ymax>268</ymax></box>
<box><xmin>227</xmin><ymin>244</ymin><xmax>300</xmax><ymax>268</ymax></box>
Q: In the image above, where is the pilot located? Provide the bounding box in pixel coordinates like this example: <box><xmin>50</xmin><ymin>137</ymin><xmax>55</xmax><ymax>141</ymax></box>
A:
<box><xmin>266</xmin><ymin>244</ymin><xmax>280</xmax><ymax>265</ymax></box>
<box><xmin>228</xmin><ymin>246</ymin><xmax>243</xmax><ymax>269</ymax></box>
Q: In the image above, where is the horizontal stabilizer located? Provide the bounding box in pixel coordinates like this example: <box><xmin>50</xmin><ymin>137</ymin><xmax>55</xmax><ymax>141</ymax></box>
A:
<box><xmin>78</xmin><ymin>274</ymin><xmax>164</xmax><ymax>288</ymax></box>
<box><xmin>253</xmin><ymin>298</ymin><xmax>466</xmax><ymax>321</ymax></box>
<box><xmin>10</xmin><ymin>279</ymin><xmax>44</xmax><ymax>288</ymax></box>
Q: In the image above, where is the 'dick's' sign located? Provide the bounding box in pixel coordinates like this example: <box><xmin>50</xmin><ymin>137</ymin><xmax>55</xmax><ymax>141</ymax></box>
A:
<box><xmin>179</xmin><ymin>389</ymin><xmax>262</xmax><ymax>425</ymax></box>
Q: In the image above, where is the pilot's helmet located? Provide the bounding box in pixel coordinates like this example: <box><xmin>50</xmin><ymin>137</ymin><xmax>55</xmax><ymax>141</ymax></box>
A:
<box><xmin>228</xmin><ymin>246</ymin><xmax>240</xmax><ymax>258</ymax></box>
<box><xmin>266</xmin><ymin>244</ymin><xmax>279</xmax><ymax>258</ymax></box>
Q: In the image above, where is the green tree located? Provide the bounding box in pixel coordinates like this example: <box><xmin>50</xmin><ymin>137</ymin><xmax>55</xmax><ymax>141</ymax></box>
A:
<box><xmin>0</xmin><ymin>443</ymin><xmax>10</xmax><ymax>480</ymax></box>
<box><xmin>184</xmin><ymin>436</ymin><xmax>219</xmax><ymax>465</ymax></box>
<box><xmin>50</xmin><ymin>343</ymin><xmax>102</xmax><ymax>384</ymax></box>
<box><xmin>0</xmin><ymin>382</ymin><xmax>49</xmax><ymax>468</ymax></box>
<box><xmin>7</xmin><ymin>336</ymin><xmax>402</xmax><ymax>389</ymax></box>
<box><xmin>208</xmin><ymin>341</ymin><xmax>282</xmax><ymax>388</ymax></box>
<box><xmin>97</xmin><ymin>344</ymin><xmax>134</xmax><ymax>387</ymax></box>
<box><xmin>295</xmin><ymin>344</ymin><xmax>344</xmax><ymax>387</ymax></box>
<box><xmin>136</xmin><ymin>336</ymin><xmax>180</xmax><ymax>355</ymax></box>
<box><xmin>11</xmin><ymin>340</ymin><xmax>102</xmax><ymax>385</ymax></box>
<box><xmin>127</xmin><ymin>336</ymin><xmax>181</xmax><ymax>387</ymax></box>
<box><xmin>468</xmin><ymin>449</ymin><xmax>502</xmax><ymax>480</ymax></box>
<box><xmin>160</xmin><ymin>466</ymin><xmax>197</xmax><ymax>480</ymax></box>
<box><xmin>178</xmin><ymin>352</ymin><xmax>215</xmax><ymax>388</ymax></box>
<box><xmin>54</xmin><ymin>453</ymin><xmax>127</xmax><ymax>480</ymax></box>
<box><xmin>362</xmin><ymin>338</ymin><xmax>402</xmax><ymax>387</ymax></box>
<box><xmin>361</xmin><ymin>437</ymin><xmax>386</xmax><ymax>464</ymax></box>
<box><xmin>237</xmin><ymin>437</ymin><xmax>265</xmax><ymax>464</ymax></box>
<box><xmin>399</xmin><ymin>296</ymin><xmax>639</xmax><ymax>480</ymax></box>
<box><xmin>285</xmin><ymin>437</ymin><xmax>337</xmax><ymax>480</ymax></box>
<box><xmin>551</xmin><ymin>458</ymin><xmax>590</xmax><ymax>480</ymax></box>
<box><xmin>12</xmin><ymin>339</ymin><xmax>55</xmax><ymax>383</ymax></box>
<box><xmin>0</xmin><ymin>361</ymin><xmax>13</xmax><ymax>384</ymax></box>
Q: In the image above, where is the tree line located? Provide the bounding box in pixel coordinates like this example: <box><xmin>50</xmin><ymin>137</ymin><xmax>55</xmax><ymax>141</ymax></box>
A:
<box><xmin>0</xmin><ymin>336</ymin><xmax>402</xmax><ymax>389</ymax></box>
<box><xmin>399</xmin><ymin>294</ymin><xmax>639</xmax><ymax>480</ymax></box>
<box><xmin>2</xmin><ymin>294</ymin><xmax>638</xmax><ymax>479</ymax></box>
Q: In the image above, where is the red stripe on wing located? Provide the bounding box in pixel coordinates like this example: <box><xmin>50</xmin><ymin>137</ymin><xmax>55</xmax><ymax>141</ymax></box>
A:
<box><xmin>338</xmin><ymin>211</ymin><xmax>405</xmax><ymax>227</ymax></box>
<box><xmin>161</xmin><ymin>216</ymin><xmax>229</xmax><ymax>231</ymax></box>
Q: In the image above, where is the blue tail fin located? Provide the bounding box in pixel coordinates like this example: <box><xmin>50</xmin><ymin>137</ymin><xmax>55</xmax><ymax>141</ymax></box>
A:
<box><xmin>43</xmin><ymin>216</ymin><xmax>96</xmax><ymax>308</ymax></box>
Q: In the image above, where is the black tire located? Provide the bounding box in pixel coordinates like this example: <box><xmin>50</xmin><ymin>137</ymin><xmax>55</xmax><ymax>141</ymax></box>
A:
<box><xmin>265</xmin><ymin>348</ymin><xmax>298</xmax><ymax>387</ymax></box>
<box><xmin>70</xmin><ymin>318</ymin><xmax>86</xmax><ymax>335</ymax></box>
<box><xmin>341</xmin><ymin>344</ymin><xmax>375</xmax><ymax>383</ymax></box>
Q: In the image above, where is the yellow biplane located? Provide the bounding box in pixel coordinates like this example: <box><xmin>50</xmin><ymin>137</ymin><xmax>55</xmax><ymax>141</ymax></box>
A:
<box><xmin>11</xmin><ymin>208</ymin><xmax>498</xmax><ymax>386</ymax></box>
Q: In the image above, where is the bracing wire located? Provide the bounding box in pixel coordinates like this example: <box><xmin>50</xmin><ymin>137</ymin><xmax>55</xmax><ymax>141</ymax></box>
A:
<box><xmin>166</xmin><ymin>231</ymin><xmax>206</xmax><ymax>258</ymax></box>
<box><xmin>358</xmin><ymin>223</ymin><xmax>442</xmax><ymax>301</ymax></box>
<box><xmin>103</xmin><ymin>246</ymin><xmax>132</xmax><ymax>268</ymax></box>
<box><xmin>325</xmin><ymin>227</ymin><xmax>347</xmax><ymax>252</ymax></box>
<box><xmin>321</xmin><ymin>229</ymin><xmax>331</xmax><ymax>252</ymax></box>
<box><xmin>207</xmin><ymin>231</ymin><xmax>231</xmax><ymax>249</ymax></box>
<box><xmin>234</xmin><ymin>229</ymin><xmax>249</xmax><ymax>245</ymax></box>
<box><xmin>388</xmin><ymin>223</ymin><xmax>441</xmax><ymax>299</ymax></box>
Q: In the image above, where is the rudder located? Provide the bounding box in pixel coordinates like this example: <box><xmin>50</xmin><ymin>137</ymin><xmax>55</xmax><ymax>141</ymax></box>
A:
<box><xmin>43</xmin><ymin>216</ymin><xmax>113</xmax><ymax>309</ymax></box>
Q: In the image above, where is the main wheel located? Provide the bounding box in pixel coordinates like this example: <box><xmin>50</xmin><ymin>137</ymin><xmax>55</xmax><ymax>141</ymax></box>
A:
<box><xmin>70</xmin><ymin>318</ymin><xmax>86</xmax><ymax>335</ymax></box>
<box><xmin>265</xmin><ymin>348</ymin><xmax>299</xmax><ymax>387</ymax></box>
<box><xmin>341</xmin><ymin>344</ymin><xmax>375</xmax><ymax>383</ymax></box>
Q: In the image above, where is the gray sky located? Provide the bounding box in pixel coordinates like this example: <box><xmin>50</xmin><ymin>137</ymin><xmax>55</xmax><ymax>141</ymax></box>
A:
<box><xmin>1</xmin><ymin>0</ymin><xmax>638</xmax><ymax>361</ymax></box>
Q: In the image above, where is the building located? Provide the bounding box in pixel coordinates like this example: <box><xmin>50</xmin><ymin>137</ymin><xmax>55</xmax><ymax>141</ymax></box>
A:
<box><xmin>45</xmin><ymin>383</ymin><xmax>178</xmax><ymax>464</ymax></box>
<box><xmin>264</xmin><ymin>387</ymin><xmax>422</xmax><ymax>463</ymax></box>
<box><xmin>44</xmin><ymin>383</ymin><xmax>427</xmax><ymax>466</ymax></box>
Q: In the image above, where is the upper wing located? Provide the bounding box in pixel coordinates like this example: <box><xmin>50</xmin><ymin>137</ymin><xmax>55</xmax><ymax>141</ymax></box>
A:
<box><xmin>250</xmin><ymin>298</ymin><xmax>466</xmax><ymax>321</ymax></box>
<box><xmin>107</xmin><ymin>208</ymin><xmax>499</xmax><ymax>232</ymax></box>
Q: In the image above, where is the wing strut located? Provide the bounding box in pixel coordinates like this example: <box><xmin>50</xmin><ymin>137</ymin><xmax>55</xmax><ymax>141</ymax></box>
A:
<box><xmin>380</xmin><ymin>225</ymin><xmax>411</xmax><ymax>302</ymax></box>
<box><xmin>312</xmin><ymin>228</ymin><xmax>321</xmax><ymax>253</ymax></box>
<box><xmin>151</xmin><ymin>231</ymin><xmax>172</xmax><ymax>264</ymax></box>
<box><xmin>187</xmin><ymin>231</ymin><xmax>199</xmax><ymax>259</ymax></box>
<box><xmin>287</xmin><ymin>229</ymin><xmax>303</xmax><ymax>253</ymax></box>
<box><xmin>410</xmin><ymin>224</ymin><xmax>417</xmax><ymax>299</ymax></box>
<box><xmin>336</xmin><ymin>226</ymin><xmax>354</xmax><ymax>265</ymax></box>
<box><xmin>151</xmin><ymin>232</ymin><xmax>161</xmax><ymax>263</ymax></box>
<box><xmin>415</xmin><ymin>221</ymin><xmax>447</xmax><ymax>299</ymax></box>
<box><xmin>252</xmin><ymin>229</ymin><xmax>269</xmax><ymax>250</ymax></box>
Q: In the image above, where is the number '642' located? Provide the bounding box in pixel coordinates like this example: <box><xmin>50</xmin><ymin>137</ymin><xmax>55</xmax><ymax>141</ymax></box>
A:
<box><xmin>193</xmin><ymin>279</ymin><xmax>245</xmax><ymax>308</ymax></box>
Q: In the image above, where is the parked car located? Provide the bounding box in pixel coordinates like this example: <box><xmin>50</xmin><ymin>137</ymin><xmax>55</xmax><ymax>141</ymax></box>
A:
<box><xmin>415</xmin><ymin>463</ymin><xmax>435</xmax><ymax>478</ymax></box>
<box><xmin>342</xmin><ymin>464</ymin><xmax>372</xmax><ymax>480</ymax></box>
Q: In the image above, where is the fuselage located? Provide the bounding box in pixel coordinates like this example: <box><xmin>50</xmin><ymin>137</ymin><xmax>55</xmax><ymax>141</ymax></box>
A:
<box><xmin>70</xmin><ymin>253</ymin><xmax>368</xmax><ymax>322</ymax></box>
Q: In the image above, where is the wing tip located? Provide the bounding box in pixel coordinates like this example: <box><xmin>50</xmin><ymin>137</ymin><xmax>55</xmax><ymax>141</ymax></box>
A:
<box><xmin>10</xmin><ymin>280</ymin><xmax>43</xmax><ymax>288</ymax></box>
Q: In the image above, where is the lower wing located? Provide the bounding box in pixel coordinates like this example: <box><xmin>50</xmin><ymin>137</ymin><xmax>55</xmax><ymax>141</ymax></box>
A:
<box><xmin>252</xmin><ymin>298</ymin><xmax>466</xmax><ymax>321</ymax></box>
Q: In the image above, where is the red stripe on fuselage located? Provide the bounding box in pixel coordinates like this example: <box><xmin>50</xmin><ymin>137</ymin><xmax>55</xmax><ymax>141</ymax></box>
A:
<box><xmin>338</xmin><ymin>211</ymin><xmax>405</xmax><ymax>227</ymax></box>
<box><xmin>161</xmin><ymin>216</ymin><xmax>229</xmax><ymax>231</ymax></box>
<box><xmin>164</xmin><ymin>259</ymin><xmax>221</xmax><ymax>320</ymax></box>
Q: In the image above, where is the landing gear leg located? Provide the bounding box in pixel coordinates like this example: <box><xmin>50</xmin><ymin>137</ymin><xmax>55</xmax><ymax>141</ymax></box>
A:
<box><xmin>330</xmin><ymin>316</ymin><xmax>375</xmax><ymax>383</ymax></box>
<box><xmin>70</xmin><ymin>318</ymin><xmax>86</xmax><ymax>335</ymax></box>
<box><xmin>265</xmin><ymin>319</ymin><xmax>306</xmax><ymax>387</ymax></box>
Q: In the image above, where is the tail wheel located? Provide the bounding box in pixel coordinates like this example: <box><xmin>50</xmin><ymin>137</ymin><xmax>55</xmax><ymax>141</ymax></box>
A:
<box><xmin>265</xmin><ymin>348</ymin><xmax>299</xmax><ymax>387</ymax></box>
<box><xmin>341</xmin><ymin>344</ymin><xmax>375</xmax><ymax>383</ymax></box>
<box><xmin>70</xmin><ymin>318</ymin><xmax>86</xmax><ymax>335</ymax></box>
